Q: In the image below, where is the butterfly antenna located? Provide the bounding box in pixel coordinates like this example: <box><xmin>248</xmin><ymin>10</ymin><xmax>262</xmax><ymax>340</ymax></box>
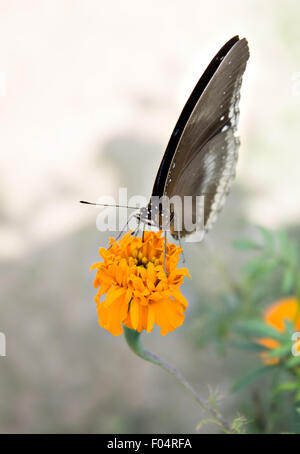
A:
<box><xmin>80</xmin><ymin>200</ymin><xmax>138</xmax><ymax>209</ymax></box>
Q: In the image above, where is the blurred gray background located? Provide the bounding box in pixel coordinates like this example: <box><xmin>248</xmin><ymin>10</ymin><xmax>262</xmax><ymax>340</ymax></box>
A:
<box><xmin>0</xmin><ymin>0</ymin><xmax>299</xmax><ymax>433</ymax></box>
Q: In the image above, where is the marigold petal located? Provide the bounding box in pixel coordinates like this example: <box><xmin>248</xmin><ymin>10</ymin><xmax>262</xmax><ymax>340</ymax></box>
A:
<box><xmin>147</xmin><ymin>279</ymin><xmax>155</xmax><ymax>292</ymax></box>
<box><xmin>125</xmin><ymin>289</ymin><xmax>132</xmax><ymax>305</ymax></box>
<box><xmin>104</xmin><ymin>286</ymin><xmax>126</xmax><ymax>307</ymax></box>
<box><xmin>130</xmin><ymin>298</ymin><xmax>139</xmax><ymax>330</ymax></box>
<box><xmin>97</xmin><ymin>295</ymin><xmax>128</xmax><ymax>336</ymax></box>
<box><xmin>264</xmin><ymin>297</ymin><xmax>300</xmax><ymax>331</ymax></box>
<box><xmin>146</xmin><ymin>305</ymin><xmax>155</xmax><ymax>333</ymax></box>
<box><xmin>258</xmin><ymin>297</ymin><xmax>300</xmax><ymax>365</ymax></box>
<box><xmin>169</xmin><ymin>267</ymin><xmax>191</xmax><ymax>281</ymax></box>
<box><xmin>116</xmin><ymin>265</ymin><xmax>123</xmax><ymax>286</ymax></box>
<box><xmin>90</xmin><ymin>263</ymin><xmax>100</xmax><ymax>271</ymax></box>
<box><xmin>153</xmin><ymin>297</ymin><xmax>185</xmax><ymax>335</ymax></box>
<box><xmin>137</xmin><ymin>305</ymin><xmax>148</xmax><ymax>333</ymax></box>
<box><xmin>170</xmin><ymin>287</ymin><xmax>188</xmax><ymax>308</ymax></box>
<box><xmin>94</xmin><ymin>289</ymin><xmax>101</xmax><ymax>305</ymax></box>
<box><xmin>98</xmin><ymin>282</ymin><xmax>112</xmax><ymax>296</ymax></box>
<box><xmin>132</xmin><ymin>275</ymin><xmax>145</xmax><ymax>292</ymax></box>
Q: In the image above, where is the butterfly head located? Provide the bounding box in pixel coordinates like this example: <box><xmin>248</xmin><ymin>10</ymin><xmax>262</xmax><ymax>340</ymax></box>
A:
<box><xmin>135</xmin><ymin>201</ymin><xmax>176</xmax><ymax>233</ymax></box>
<box><xmin>135</xmin><ymin>204</ymin><xmax>158</xmax><ymax>227</ymax></box>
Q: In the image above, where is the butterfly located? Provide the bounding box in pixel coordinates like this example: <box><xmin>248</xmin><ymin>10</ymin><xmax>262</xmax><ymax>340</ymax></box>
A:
<box><xmin>82</xmin><ymin>36</ymin><xmax>249</xmax><ymax>246</ymax></box>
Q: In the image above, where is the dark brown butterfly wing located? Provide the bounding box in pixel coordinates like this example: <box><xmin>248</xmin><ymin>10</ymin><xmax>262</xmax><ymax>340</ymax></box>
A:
<box><xmin>153</xmin><ymin>37</ymin><xmax>249</xmax><ymax>239</ymax></box>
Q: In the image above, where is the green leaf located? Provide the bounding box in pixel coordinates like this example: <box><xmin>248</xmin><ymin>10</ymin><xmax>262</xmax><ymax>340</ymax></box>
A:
<box><xmin>284</xmin><ymin>319</ymin><xmax>295</xmax><ymax>337</ymax></box>
<box><xmin>273</xmin><ymin>381</ymin><xmax>299</xmax><ymax>396</ymax></box>
<box><xmin>277</xmin><ymin>230</ymin><xmax>289</xmax><ymax>252</ymax></box>
<box><xmin>257</xmin><ymin>226</ymin><xmax>275</xmax><ymax>251</ymax></box>
<box><xmin>236</xmin><ymin>320</ymin><xmax>287</xmax><ymax>342</ymax></box>
<box><xmin>293</xmin><ymin>367</ymin><xmax>300</xmax><ymax>378</ymax></box>
<box><xmin>242</xmin><ymin>255</ymin><xmax>269</xmax><ymax>274</ymax></box>
<box><xmin>296</xmin><ymin>274</ymin><xmax>300</xmax><ymax>302</ymax></box>
<box><xmin>230</xmin><ymin>341</ymin><xmax>269</xmax><ymax>352</ymax></box>
<box><xmin>287</xmin><ymin>240</ymin><xmax>299</xmax><ymax>269</ymax></box>
<box><xmin>233</xmin><ymin>239</ymin><xmax>261</xmax><ymax>251</ymax></box>
<box><xmin>232</xmin><ymin>365</ymin><xmax>273</xmax><ymax>392</ymax></box>
<box><xmin>265</xmin><ymin>343</ymin><xmax>291</xmax><ymax>360</ymax></box>
<box><xmin>286</xmin><ymin>356</ymin><xmax>300</xmax><ymax>368</ymax></box>
<box><xmin>252</xmin><ymin>261</ymin><xmax>278</xmax><ymax>278</ymax></box>
<box><xmin>281</xmin><ymin>268</ymin><xmax>295</xmax><ymax>293</ymax></box>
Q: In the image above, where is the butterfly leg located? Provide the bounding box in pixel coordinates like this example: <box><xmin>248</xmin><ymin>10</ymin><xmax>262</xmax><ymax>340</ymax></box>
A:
<box><xmin>132</xmin><ymin>217</ymin><xmax>141</xmax><ymax>237</ymax></box>
<box><xmin>108</xmin><ymin>213</ymin><xmax>135</xmax><ymax>249</ymax></box>
<box><xmin>173</xmin><ymin>213</ymin><xmax>186</xmax><ymax>263</ymax></box>
<box><xmin>177</xmin><ymin>229</ymin><xmax>186</xmax><ymax>264</ymax></box>
<box><xmin>163</xmin><ymin>230</ymin><xmax>168</xmax><ymax>276</ymax></box>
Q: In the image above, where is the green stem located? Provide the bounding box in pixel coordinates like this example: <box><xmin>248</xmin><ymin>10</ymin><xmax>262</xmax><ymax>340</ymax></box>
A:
<box><xmin>124</xmin><ymin>326</ymin><xmax>235</xmax><ymax>434</ymax></box>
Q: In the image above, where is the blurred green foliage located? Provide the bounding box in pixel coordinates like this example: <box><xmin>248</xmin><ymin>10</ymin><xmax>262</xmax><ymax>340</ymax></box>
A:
<box><xmin>189</xmin><ymin>227</ymin><xmax>300</xmax><ymax>433</ymax></box>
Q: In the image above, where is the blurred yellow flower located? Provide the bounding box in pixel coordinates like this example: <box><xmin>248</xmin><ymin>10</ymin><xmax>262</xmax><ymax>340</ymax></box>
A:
<box><xmin>91</xmin><ymin>231</ymin><xmax>190</xmax><ymax>336</ymax></box>
<box><xmin>259</xmin><ymin>297</ymin><xmax>300</xmax><ymax>365</ymax></box>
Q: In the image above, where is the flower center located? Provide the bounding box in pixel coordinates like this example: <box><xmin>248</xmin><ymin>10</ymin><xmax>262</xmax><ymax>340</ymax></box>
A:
<box><xmin>129</xmin><ymin>249</ymin><xmax>162</xmax><ymax>268</ymax></box>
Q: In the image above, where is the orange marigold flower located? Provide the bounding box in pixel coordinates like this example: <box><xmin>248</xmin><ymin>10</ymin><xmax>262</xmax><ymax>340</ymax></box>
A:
<box><xmin>259</xmin><ymin>297</ymin><xmax>300</xmax><ymax>365</ymax></box>
<box><xmin>90</xmin><ymin>231</ymin><xmax>191</xmax><ymax>336</ymax></box>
